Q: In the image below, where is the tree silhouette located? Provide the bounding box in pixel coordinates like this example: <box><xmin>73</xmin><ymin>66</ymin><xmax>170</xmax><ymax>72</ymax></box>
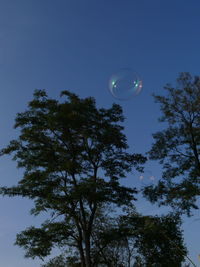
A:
<box><xmin>144</xmin><ymin>72</ymin><xmax>200</xmax><ymax>215</ymax></box>
<box><xmin>0</xmin><ymin>89</ymin><xmax>145</xmax><ymax>266</ymax></box>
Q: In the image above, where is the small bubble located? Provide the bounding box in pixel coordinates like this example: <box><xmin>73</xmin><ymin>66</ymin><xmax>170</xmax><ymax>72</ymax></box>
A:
<box><xmin>109</xmin><ymin>68</ymin><xmax>142</xmax><ymax>101</ymax></box>
<box><xmin>138</xmin><ymin>170</ymin><xmax>156</xmax><ymax>186</ymax></box>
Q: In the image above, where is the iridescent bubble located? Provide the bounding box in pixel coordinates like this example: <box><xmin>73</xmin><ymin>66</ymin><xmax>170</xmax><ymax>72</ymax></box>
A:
<box><xmin>138</xmin><ymin>170</ymin><xmax>156</xmax><ymax>186</ymax></box>
<box><xmin>109</xmin><ymin>68</ymin><xmax>142</xmax><ymax>100</ymax></box>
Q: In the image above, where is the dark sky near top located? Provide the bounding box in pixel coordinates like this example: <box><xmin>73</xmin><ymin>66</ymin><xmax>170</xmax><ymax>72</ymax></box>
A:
<box><xmin>0</xmin><ymin>0</ymin><xmax>200</xmax><ymax>266</ymax></box>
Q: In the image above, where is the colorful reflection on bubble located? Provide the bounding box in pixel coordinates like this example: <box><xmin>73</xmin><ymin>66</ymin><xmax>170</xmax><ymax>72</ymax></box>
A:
<box><xmin>109</xmin><ymin>68</ymin><xmax>142</xmax><ymax>101</ymax></box>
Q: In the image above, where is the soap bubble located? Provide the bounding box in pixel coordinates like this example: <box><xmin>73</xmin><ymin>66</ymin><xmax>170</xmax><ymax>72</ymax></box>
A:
<box><xmin>109</xmin><ymin>68</ymin><xmax>142</xmax><ymax>100</ymax></box>
<box><xmin>139</xmin><ymin>170</ymin><xmax>156</xmax><ymax>186</ymax></box>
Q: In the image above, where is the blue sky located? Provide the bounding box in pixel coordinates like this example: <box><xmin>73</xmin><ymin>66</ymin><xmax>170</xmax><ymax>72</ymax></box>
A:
<box><xmin>0</xmin><ymin>0</ymin><xmax>200</xmax><ymax>266</ymax></box>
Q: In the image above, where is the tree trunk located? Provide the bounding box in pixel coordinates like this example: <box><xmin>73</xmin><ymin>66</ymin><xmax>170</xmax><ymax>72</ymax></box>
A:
<box><xmin>78</xmin><ymin>242</ymin><xmax>86</xmax><ymax>267</ymax></box>
<box><xmin>85</xmin><ymin>234</ymin><xmax>91</xmax><ymax>267</ymax></box>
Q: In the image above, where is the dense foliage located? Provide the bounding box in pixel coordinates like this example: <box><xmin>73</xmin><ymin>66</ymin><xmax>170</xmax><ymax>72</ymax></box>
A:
<box><xmin>0</xmin><ymin>89</ymin><xmax>188</xmax><ymax>266</ymax></box>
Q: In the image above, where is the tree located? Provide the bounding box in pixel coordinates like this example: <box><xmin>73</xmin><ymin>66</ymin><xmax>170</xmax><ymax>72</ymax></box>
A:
<box><xmin>81</xmin><ymin>207</ymin><xmax>188</xmax><ymax>267</ymax></box>
<box><xmin>0</xmin><ymin>89</ymin><xmax>146</xmax><ymax>266</ymax></box>
<box><xmin>143</xmin><ymin>72</ymin><xmax>200</xmax><ymax>215</ymax></box>
<box><xmin>112</xmin><ymin>207</ymin><xmax>188</xmax><ymax>267</ymax></box>
<box><xmin>130</xmin><ymin>214</ymin><xmax>187</xmax><ymax>266</ymax></box>
<box><xmin>47</xmin><ymin>207</ymin><xmax>187</xmax><ymax>267</ymax></box>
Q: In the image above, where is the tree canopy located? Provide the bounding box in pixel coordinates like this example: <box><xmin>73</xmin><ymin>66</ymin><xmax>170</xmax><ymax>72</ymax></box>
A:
<box><xmin>0</xmin><ymin>90</ymin><xmax>146</xmax><ymax>266</ymax></box>
<box><xmin>0</xmin><ymin>89</ymin><xmax>189</xmax><ymax>266</ymax></box>
<box><xmin>144</xmin><ymin>72</ymin><xmax>200</xmax><ymax>215</ymax></box>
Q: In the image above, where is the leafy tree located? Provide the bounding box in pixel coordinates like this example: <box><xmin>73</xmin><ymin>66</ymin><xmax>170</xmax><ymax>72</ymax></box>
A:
<box><xmin>130</xmin><ymin>214</ymin><xmax>187</xmax><ymax>266</ymax></box>
<box><xmin>102</xmin><ymin>206</ymin><xmax>188</xmax><ymax>267</ymax></box>
<box><xmin>82</xmin><ymin>207</ymin><xmax>188</xmax><ymax>267</ymax></box>
<box><xmin>47</xmin><ymin>207</ymin><xmax>187</xmax><ymax>267</ymax></box>
<box><xmin>143</xmin><ymin>72</ymin><xmax>200</xmax><ymax>215</ymax></box>
<box><xmin>0</xmin><ymin>90</ymin><xmax>146</xmax><ymax>267</ymax></box>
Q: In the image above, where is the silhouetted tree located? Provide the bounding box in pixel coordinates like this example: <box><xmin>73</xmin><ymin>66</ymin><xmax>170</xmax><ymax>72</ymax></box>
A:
<box><xmin>130</xmin><ymin>213</ymin><xmax>187</xmax><ymax>266</ymax></box>
<box><xmin>0</xmin><ymin>90</ymin><xmax>146</xmax><ymax>267</ymax></box>
<box><xmin>144</xmin><ymin>72</ymin><xmax>200</xmax><ymax>215</ymax></box>
<box><xmin>40</xmin><ymin>209</ymin><xmax>187</xmax><ymax>267</ymax></box>
<box><xmin>78</xmin><ymin>207</ymin><xmax>187</xmax><ymax>266</ymax></box>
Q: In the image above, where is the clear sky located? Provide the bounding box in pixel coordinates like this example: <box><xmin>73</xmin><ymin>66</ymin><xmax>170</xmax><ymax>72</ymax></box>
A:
<box><xmin>0</xmin><ymin>0</ymin><xmax>200</xmax><ymax>266</ymax></box>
